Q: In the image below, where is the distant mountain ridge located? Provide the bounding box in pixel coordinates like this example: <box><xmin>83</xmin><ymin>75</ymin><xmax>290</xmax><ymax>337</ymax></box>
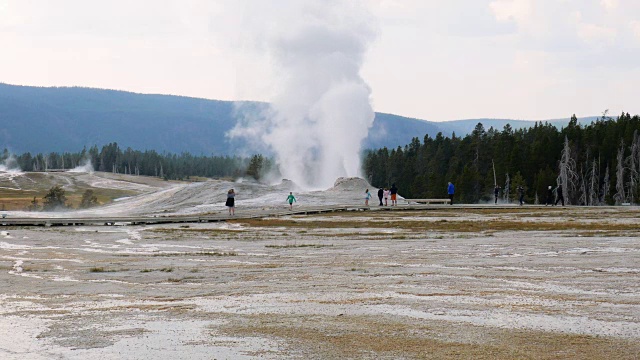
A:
<box><xmin>440</xmin><ymin>117</ymin><xmax>601</xmax><ymax>136</ymax></box>
<box><xmin>0</xmin><ymin>83</ymin><xmax>597</xmax><ymax>154</ymax></box>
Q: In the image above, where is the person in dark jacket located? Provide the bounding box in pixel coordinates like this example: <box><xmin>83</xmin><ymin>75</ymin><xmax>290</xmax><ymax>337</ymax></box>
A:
<box><xmin>377</xmin><ymin>188</ymin><xmax>384</xmax><ymax>206</ymax></box>
<box><xmin>225</xmin><ymin>189</ymin><xmax>236</xmax><ymax>215</ymax></box>
<box><xmin>545</xmin><ymin>185</ymin><xmax>553</xmax><ymax>206</ymax></box>
<box><xmin>517</xmin><ymin>185</ymin><xmax>525</xmax><ymax>206</ymax></box>
<box><xmin>494</xmin><ymin>185</ymin><xmax>501</xmax><ymax>204</ymax></box>
<box><xmin>554</xmin><ymin>184</ymin><xmax>565</xmax><ymax>206</ymax></box>
<box><xmin>390</xmin><ymin>184</ymin><xmax>398</xmax><ymax>206</ymax></box>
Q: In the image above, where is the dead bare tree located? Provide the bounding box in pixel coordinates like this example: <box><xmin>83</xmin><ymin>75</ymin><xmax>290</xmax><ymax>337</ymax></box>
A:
<box><xmin>503</xmin><ymin>173</ymin><xmax>510</xmax><ymax>203</ymax></box>
<box><xmin>614</xmin><ymin>142</ymin><xmax>626</xmax><ymax>204</ymax></box>
<box><xmin>601</xmin><ymin>165</ymin><xmax>610</xmax><ymax>205</ymax></box>
<box><xmin>578</xmin><ymin>164</ymin><xmax>587</xmax><ymax>206</ymax></box>
<box><xmin>557</xmin><ymin>136</ymin><xmax>579</xmax><ymax>205</ymax></box>
<box><xmin>588</xmin><ymin>159</ymin><xmax>599</xmax><ymax>206</ymax></box>
<box><xmin>626</xmin><ymin>130</ymin><xmax>640</xmax><ymax>204</ymax></box>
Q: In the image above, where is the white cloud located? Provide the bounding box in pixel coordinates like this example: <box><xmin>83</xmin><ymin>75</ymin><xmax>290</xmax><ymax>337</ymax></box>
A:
<box><xmin>601</xmin><ymin>0</ymin><xmax>619</xmax><ymax>11</ymax></box>
<box><xmin>631</xmin><ymin>20</ymin><xmax>640</xmax><ymax>41</ymax></box>
<box><xmin>1</xmin><ymin>0</ymin><xmax>639</xmax><ymax>122</ymax></box>
<box><xmin>577</xmin><ymin>22</ymin><xmax>617</xmax><ymax>45</ymax></box>
<box><xmin>489</xmin><ymin>0</ymin><xmax>531</xmax><ymax>23</ymax></box>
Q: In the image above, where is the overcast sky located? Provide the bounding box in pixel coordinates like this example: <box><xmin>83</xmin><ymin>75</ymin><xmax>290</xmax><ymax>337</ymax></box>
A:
<box><xmin>1</xmin><ymin>0</ymin><xmax>639</xmax><ymax>121</ymax></box>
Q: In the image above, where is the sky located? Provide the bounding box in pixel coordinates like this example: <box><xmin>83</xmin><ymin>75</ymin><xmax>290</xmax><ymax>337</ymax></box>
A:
<box><xmin>1</xmin><ymin>0</ymin><xmax>639</xmax><ymax>122</ymax></box>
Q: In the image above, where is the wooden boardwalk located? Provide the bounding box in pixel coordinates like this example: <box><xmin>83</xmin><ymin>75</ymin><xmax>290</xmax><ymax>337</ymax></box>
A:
<box><xmin>0</xmin><ymin>204</ymin><xmax>552</xmax><ymax>227</ymax></box>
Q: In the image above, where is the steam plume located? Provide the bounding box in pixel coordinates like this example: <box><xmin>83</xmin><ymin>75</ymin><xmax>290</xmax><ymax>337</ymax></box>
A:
<box><xmin>228</xmin><ymin>0</ymin><xmax>377</xmax><ymax>189</ymax></box>
<box><xmin>0</xmin><ymin>153</ymin><xmax>21</xmax><ymax>173</ymax></box>
<box><xmin>69</xmin><ymin>158</ymin><xmax>94</xmax><ymax>173</ymax></box>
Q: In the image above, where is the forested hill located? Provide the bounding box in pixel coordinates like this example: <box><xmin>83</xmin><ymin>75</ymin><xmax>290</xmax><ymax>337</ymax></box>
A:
<box><xmin>0</xmin><ymin>83</ymin><xmax>443</xmax><ymax>154</ymax></box>
<box><xmin>0</xmin><ymin>83</ymin><xmax>594</xmax><ymax>154</ymax></box>
<box><xmin>364</xmin><ymin>113</ymin><xmax>640</xmax><ymax>205</ymax></box>
<box><xmin>0</xmin><ymin>84</ymin><xmax>237</xmax><ymax>154</ymax></box>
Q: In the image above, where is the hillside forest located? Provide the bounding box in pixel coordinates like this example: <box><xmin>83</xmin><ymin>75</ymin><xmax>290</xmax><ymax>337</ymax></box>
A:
<box><xmin>2</xmin><ymin>144</ymin><xmax>273</xmax><ymax>182</ymax></box>
<box><xmin>2</xmin><ymin>112</ymin><xmax>640</xmax><ymax>205</ymax></box>
<box><xmin>363</xmin><ymin>112</ymin><xmax>640</xmax><ymax>205</ymax></box>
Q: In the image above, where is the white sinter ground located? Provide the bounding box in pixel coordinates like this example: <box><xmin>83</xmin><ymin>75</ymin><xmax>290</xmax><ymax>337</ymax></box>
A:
<box><xmin>1</xmin><ymin>171</ymin><xmax>380</xmax><ymax>218</ymax></box>
<box><xmin>0</xmin><ymin>171</ymin><xmax>639</xmax><ymax>358</ymax></box>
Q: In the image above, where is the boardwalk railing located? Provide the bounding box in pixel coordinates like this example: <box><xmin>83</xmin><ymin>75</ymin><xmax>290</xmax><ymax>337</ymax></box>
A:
<box><xmin>404</xmin><ymin>199</ymin><xmax>451</xmax><ymax>205</ymax></box>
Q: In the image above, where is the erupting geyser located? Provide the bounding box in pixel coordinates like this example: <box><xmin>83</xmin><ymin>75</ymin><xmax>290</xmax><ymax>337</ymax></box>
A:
<box><xmin>229</xmin><ymin>0</ymin><xmax>377</xmax><ymax>189</ymax></box>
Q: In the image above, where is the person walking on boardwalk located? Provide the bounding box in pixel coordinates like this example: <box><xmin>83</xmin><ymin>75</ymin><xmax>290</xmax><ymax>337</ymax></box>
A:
<box><xmin>286</xmin><ymin>192</ymin><xmax>297</xmax><ymax>210</ymax></box>
<box><xmin>517</xmin><ymin>185</ymin><xmax>525</xmax><ymax>206</ymax></box>
<box><xmin>365</xmin><ymin>189</ymin><xmax>372</xmax><ymax>206</ymax></box>
<box><xmin>447</xmin><ymin>182</ymin><xmax>455</xmax><ymax>205</ymax></box>
<box><xmin>554</xmin><ymin>184</ymin><xmax>565</xmax><ymax>206</ymax></box>
<box><xmin>494</xmin><ymin>185</ymin><xmax>501</xmax><ymax>204</ymax></box>
<box><xmin>225</xmin><ymin>189</ymin><xmax>236</xmax><ymax>216</ymax></box>
<box><xmin>377</xmin><ymin>188</ymin><xmax>384</xmax><ymax>206</ymax></box>
<box><xmin>383</xmin><ymin>188</ymin><xmax>390</xmax><ymax>206</ymax></box>
<box><xmin>545</xmin><ymin>185</ymin><xmax>553</xmax><ymax>206</ymax></box>
<box><xmin>390</xmin><ymin>184</ymin><xmax>398</xmax><ymax>206</ymax></box>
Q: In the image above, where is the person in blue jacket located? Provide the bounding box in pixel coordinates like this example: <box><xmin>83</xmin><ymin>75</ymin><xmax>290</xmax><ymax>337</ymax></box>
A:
<box><xmin>365</xmin><ymin>189</ymin><xmax>372</xmax><ymax>206</ymax></box>
<box><xmin>447</xmin><ymin>182</ymin><xmax>455</xmax><ymax>205</ymax></box>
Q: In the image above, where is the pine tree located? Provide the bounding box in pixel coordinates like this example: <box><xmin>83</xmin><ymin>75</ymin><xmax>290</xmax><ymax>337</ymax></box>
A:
<box><xmin>43</xmin><ymin>185</ymin><xmax>67</xmax><ymax>210</ymax></box>
<box><xmin>79</xmin><ymin>190</ymin><xmax>99</xmax><ymax>208</ymax></box>
<box><xmin>246</xmin><ymin>154</ymin><xmax>265</xmax><ymax>181</ymax></box>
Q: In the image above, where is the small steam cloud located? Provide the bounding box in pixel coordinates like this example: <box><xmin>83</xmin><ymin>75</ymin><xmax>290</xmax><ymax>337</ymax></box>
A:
<box><xmin>0</xmin><ymin>153</ymin><xmax>21</xmax><ymax>173</ymax></box>
<box><xmin>228</xmin><ymin>0</ymin><xmax>377</xmax><ymax>189</ymax></box>
<box><xmin>69</xmin><ymin>158</ymin><xmax>94</xmax><ymax>173</ymax></box>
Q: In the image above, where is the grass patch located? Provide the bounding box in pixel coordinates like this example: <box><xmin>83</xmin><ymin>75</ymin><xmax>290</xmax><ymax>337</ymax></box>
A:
<box><xmin>149</xmin><ymin>228</ymin><xmax>233</xmax><ymax>235</ymax></box>
<box><xmin>199</xmin><ymin>251</ymin><xmax>237</xmax><ymax>256</ymax></box>
<box><xmin>89</xmin><ymin>267</ymin><xmax>129</xmax><ymax>273</ymax></box>
<box><xmin>152</xmin><ymin>251</ymin><xmax>237</xmax><ymax>257</ymax></box>
<box><xmin>140</xmin><ymin>267</ymin><xmax>174</xmax><ymax>273</ymax></box>
<box><xmin>265</xmin><ymin>244</ymin><xmax>332</xmax><ymax>249</ymax></box>
<box><xmin>0</xmin><ymin>175</ymin><xmax>138</xmax><ymax>210</ymax></box>
<box><xmin>260</xmin><ymin>264</ymin><xmax>283</xmax><ymax>269</ymax></box>
<box><xmin>230</xmin><ymin>216</ymin><xmax>640</xmax><ymax>233</ymax></box>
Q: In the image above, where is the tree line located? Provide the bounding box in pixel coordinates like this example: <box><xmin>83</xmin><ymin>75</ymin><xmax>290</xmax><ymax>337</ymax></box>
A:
<box><xmin>2</xmin><ymin>143</ymin><xmax>270</xmax><ymax>181</ymax></box>
<box><xmin>363</xmin><ymin>112</ymin><xmax>640</xmax><ymax>205</ymax></box>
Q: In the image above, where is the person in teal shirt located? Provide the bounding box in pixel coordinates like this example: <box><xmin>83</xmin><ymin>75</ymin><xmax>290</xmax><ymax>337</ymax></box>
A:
<box><xmin>365</xmin><ymin>188</ymin><xmax>372</xmax><ymax>206</ymax></box>
<box><xmin>287</xmin><ymin>192</ymin><xmax>297</xmax><ymax>210</ymax></box>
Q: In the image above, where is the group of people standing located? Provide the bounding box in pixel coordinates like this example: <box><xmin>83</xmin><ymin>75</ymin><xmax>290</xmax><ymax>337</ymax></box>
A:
<box><xmin>493</xmin><ymin>185</ymin><xmax>526</xmax><ymax>206</ymax></box>
<box><xmin>224</xmin><ymin>182</ymin><xmax>566</xmax><ymax>215</ymax></box>
<box><xmin>368</xmin><ymin>183</ymin><xmax>456</xmax><ymax>206</ymax></box>
<box><xmin>369</xmin><ymin>184</ymin><xmax>399</xmax><ymax>206</ymax></box>
<box><xmin>546</xmin><ymin>184</ymin><xmax>565</xmax><ymax>206</ymax></box>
